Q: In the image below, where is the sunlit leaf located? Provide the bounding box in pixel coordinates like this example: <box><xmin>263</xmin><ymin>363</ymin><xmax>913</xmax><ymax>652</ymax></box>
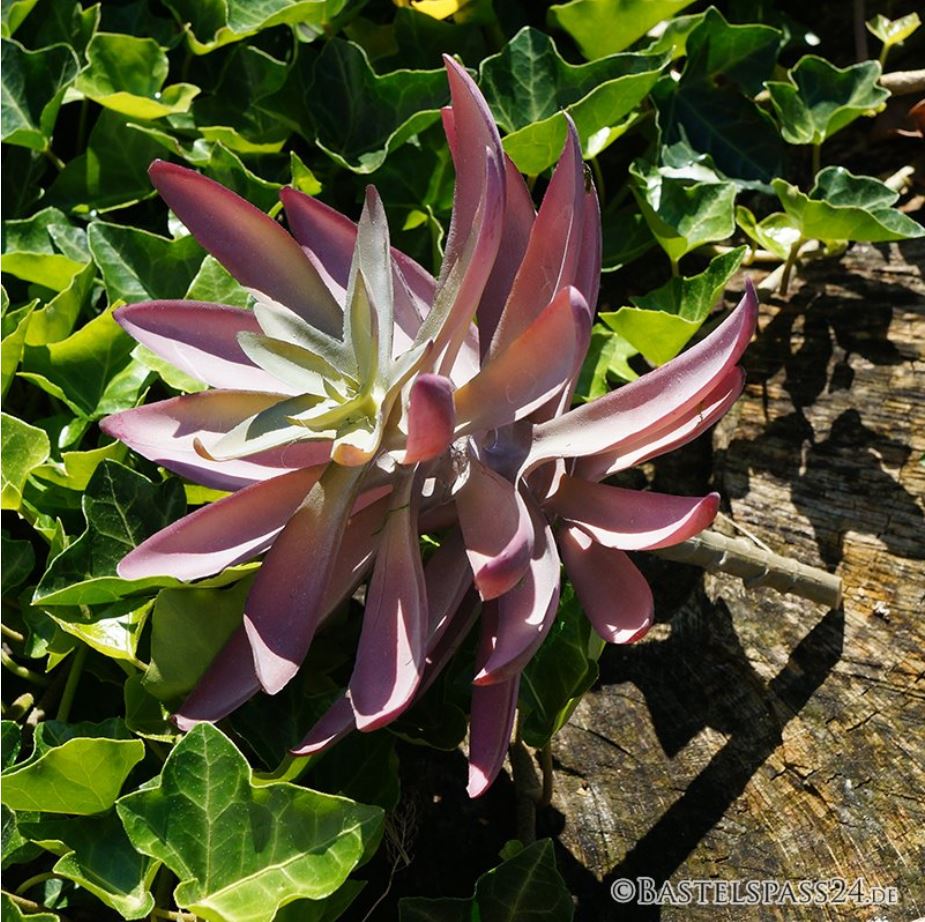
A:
<box><xmin>765</xmin><ymin>55</ymin><xmax>888</xmax><ymax>146</ymax></box>
<box><xmin>772</xmin><ymin>167</ymin><xmax>925</xmax><ymax>243</ymax></box>
<box><xmin>479</xmin><ymin>27</ymin><xmax>666</xmax><ymax>174</ymax></box>
<box><xmin>117</xmin><ymin>723</ymin><xmax>384</xmax><ymax>922</ymax></box>
<box><xmin>1</xmin><ymin>413</ymin><xmax>50</xmax><ymax>511</ymax></box>
<box><xmin>75</xmin><ymin>32</ymin><xmax>199</xmax><ymax>119</ymax></box>
<box><xmin>547</xmin><ymin>0</ymin><xmax>694</xmax><ymax>59</ymax></box>
<box><xmin>601</xmin><ymin>246</ymin><xmax>746</xmax><ymax>364</ymax></box>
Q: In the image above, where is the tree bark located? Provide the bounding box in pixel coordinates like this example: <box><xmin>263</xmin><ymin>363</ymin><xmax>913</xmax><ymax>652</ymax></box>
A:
<box><xmin>547</xmin><ymin>240</ymin><xmax>925</xmax><ymax>921</ymax></box>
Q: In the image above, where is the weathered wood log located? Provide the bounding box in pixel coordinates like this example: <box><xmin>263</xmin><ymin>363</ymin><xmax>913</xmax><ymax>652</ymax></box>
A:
<box><xmin>546</xmin><ymin>240</ymin><xmax>925</xmax><ymax>921</ymax></box>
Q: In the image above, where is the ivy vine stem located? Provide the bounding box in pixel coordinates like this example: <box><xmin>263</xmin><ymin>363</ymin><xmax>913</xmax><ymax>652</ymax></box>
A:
<box><xmin>55</xmin><ymin>643</ymin><xmax>88</xmax><ymax>722</ymax></box>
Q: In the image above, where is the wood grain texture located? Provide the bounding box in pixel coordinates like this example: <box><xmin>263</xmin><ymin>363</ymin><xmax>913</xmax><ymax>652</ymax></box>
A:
<box><xmin>547</xmin><ymin>240</ymin><xmax>925</xmax><ymax>921</ymax></box>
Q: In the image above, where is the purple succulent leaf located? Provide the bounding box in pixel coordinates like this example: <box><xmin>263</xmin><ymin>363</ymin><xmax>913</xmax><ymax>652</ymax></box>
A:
<box><xmin>475</xmin><ymin>153</ymin><xmax>537</xmax><ymax>357</ymax></box>
<box><xmin>349</xmin><ymin>480</ymin><xmax>428</xmax><ymax>730</ymax></box>
<box><xmin>290</xmin><ymin>694</ymin><xmax>357</xmax><ymax>756</ymax></box>
<box><xmin>575</xmin><ymin>366</ymin><xmax>746</xmax><ymax>482</ymax></box>
<box><xmin>281</xmin><ymin>185</ymin><xmax>435</xmax><ymax>324</ymax></box>
<box><xmin>243</xmin><ymin>464</ymin><xmax>365</xmax><ymax>695</ymax></box>
<box><xmin>559</xmin><ymin>525</ymin><xmax>654</xmax><ymax>644</ymax></box>
<box><xmin>148</xmin><ymin>161</ymin><xmax>342</xmax><ymax>337</ymax></box>
<box><xmin>401</xmin><ymin>373</ymin><xmax>456</xmax><ymax>464</ymax></box>
<box><xmin>547</xmin><ymin>477</ymin><xmax>720</xmax><ymax>551</ymax></box>
<box><xmin>528</xmin><ymin>281</ymin><xmax>758</xmax><ymax>467</ymax></box>
<box><xmin>468</xmin><ymin>628</ymin><xmax>519</xmax><ymax>799</ymax></box>
<box><xmin>487</xmin><ymin>119</ymin><xmax>586</xmax><ymax>358</ymax></box>
<box><xmin>454</xmin><ymin>286</ymin><xmax>590</xmax><ymax>436</ymax></box>
<box><xmin>115</xmin><ymin>302</ymin><xmax>290</xmax><ymax>393</ymax></box>
<box><xmin>100</xmin><ymin>392</ymin><xmax>331</xmax><ymax>492</ymax></box>
<box><xmin>173</xmin><ymin>628</ymin><xmax>260</xmax><ymax>731</ymax></box>
<box><xmin>455</xmin><ymin>456</ymin><xmax>533</xmax><ymax>601</ymax></box>
<box><xmin>438</xmin><ymin>56</ymin><xmax>505</xmax><ymax>288</ymax></box>
<box><xmin>473</xmin><ymin>496</ymin><xmax>560</xmax><ymax>685</ymax></box>
<box><xmin>118</xmin><ymin>466</ymin><xmax>326</xmax><ymax>582</ymax></box>
<box><xmin>574</xmin><ymin>185</ymin><xmax>603</xmax><ymax>315</ymax></box>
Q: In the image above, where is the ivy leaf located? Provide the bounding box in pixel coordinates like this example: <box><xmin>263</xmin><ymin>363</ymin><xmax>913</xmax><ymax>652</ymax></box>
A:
<box><xmin>601</xmin><ymin>209</ymin><xmax>655</xmax><ymax>273</ymax></box>
<box><xmin>143</xmin><ymin>579</ymin><xmax>250</xmax><ymax>703</ymax></box>
<box><xmin>478</xmin><ymin>27</ymin><xmax>666</xmax><ymax>175</ymax></box>
<box><xmin>1</xmin><ymin>303</ymin><xmax>34</xmax><ymax>397</ymax></box>
<box><xmin>0</xmin><ymin>893</ymin><xmax>57</xmax><ymax>922</ymax></box>
<box><xmin>46</xmin><ymin>111</ymin><xmax>167</xmax><ymax>214</ymax></box>
<box><xmin>13</xmin><ymin>0</ymin><xmax>100</xmax><ymax>56</ymax></box>
<box><xmin>865</xmin><ymin>12</ymin><xmax>920</xmax><ymax>50</ymax></box>
<box><xmin>600</xmin><ymin>246</ymin><xmax>747</xmax><ymax>365</ymax></box>
<box><xmin>24</xmin><ymin>263</ymin><xmax>97</xmax><ymax>348</ymax></box>
<box><xmin>163</xmin><ymin>0</ymin><xmax>348</xmax><ymax>55</ymax></box>
<box><xmin>0</xmin><ymin>38</ymin><xmax>79</xmax><ymax>150</ymax></box>
<box><xmin>34</xmin><ymin>460</ymin><xmax>187</xmax><ymax>606</ymax></box>
<box><xmin>47</xmin><ymin>596</ymin><xmax>152</xmax><ymax>663</ymax></box>
<box><xmin>1</xmin><ymin>413</ymin><xmax>50</xmax><ymax>510</ymax></box>
<box><xmin>765</xmin><ymin>56</ymin><xmax>888</xmax><ymax>147</ymax></box>
<box><xmin>1</xmin><ymin>0</ymin><xmax>39</xmax><ymax>38</ymax></box>
<box><xmin>20</xmin><ymin>307</ymin><xmax>153</xmax><ymax>419</ymax></box>
<box><xmin>88</xmin><ymin>221</ymin><xmax>204</xmax><ymax>303</ymax></box>
<box><xmin>1</xmin><ymin>721</ymin><xmax>21</xmax><ymax>770</ymax></box>
<box><xmin>735</xmin><ymin>205</ymin><xmax>801</xmax><ymax>261</ymax></box>
<box><xmin>192</xmin><ymin>44</ymin><xmax>292</xmax><ymax>154</ymax></box>
<box><xmin>1</xmin><ymin>723</ymin><xmax>145</xmax><ymax>815</ymax></box>
<box><xmin>547</xmin><ymin>0</ymin><xmax>694</xmax><ymax>59</ymax></box>
<box><xmin>1</xmin><ymin>534</ymin><xmax>34</xmax><ymax>595</ymax></box>
<box><xmin>33</xmin><ymin>440</ymin><xmax>127</xmax><ymax>492</ymax></box>
<box><xmin>21</xmin><ymin>812</ymin><xmax>157</xmax><ymax>919</ymax></box>
<box><xmin>117</xmin><ymin>723</ymin><xmax>384</xmax><ymax>922</ymax></box>
<box><xmin>304</xmin><ymin>39</ymin><xmax>449</xmax><ymax>173</ymax></box>
<box><xmin>74</xmin><ymin>32</ymin><xmax>199</xmax><ymax>119</ymax></box>
<box><xmin>628</xmin><ymin>157</ymin><xmax>737</xmax><ymax>267</ymax></box>
<box><xmin>652</xmin><ymin>9</ymin><xmax>783</xmax><ymax>182</ymax></box>
<box><xmin>519</xmin><ymin>585</ymin><xmax>604</xmax><ymax>747</ymax></box>
<box><xmin>399</xmin><ymin>839</ymin><xmax>573</xmax><ymax>921</ymax></box>
<box><xmin>772</xmin><ymin>167</ymin><xmax>925</xmax><ymax>243</ymax></box>
<box><xmin>1</xmin><ymin>206</ymin><xmax>89</xmax><ymax>290</ymax></box>
<box><xmin>574</xmin><ymin>324</ymin><xmax>638</xmax><ymax>402</ymax></box>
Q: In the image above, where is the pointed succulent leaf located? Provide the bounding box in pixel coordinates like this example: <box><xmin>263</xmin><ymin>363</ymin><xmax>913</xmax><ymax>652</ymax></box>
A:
<box><xmin>116</xmin><ymin>723</ymin><xmax>383</xmax><ymax>922</ymax></box>
<box><xmin>349</xmin><ymin>481</ymin><xmax>428</xmax><ymax>730</ymax></box>
<box><xmin>456</xmin><ymin>457</ymin><xmax>533</xmax><ymax>600</ymax></box>
<box><xmin>148</xmin><ymin>161</ymin><xmax>343</xmax><ymax>336</ymax></box>
<box><xmin>549</xmin><ymin>477</ymin><xmax>719</xmax><ymax>550</ymax></box>
<box><xmin>474</xmin><ymin>500</ymin><xmax>560</xmax><ymax>685</ymax></box>
<box><xmin>456</xmin><ymin>286</ymin><xmax>590</xmax><ymax>434</ymax></box>
<box><xmin>489</xmin><ymin>121</ymin><xmax>585</xmax><ymax>354</ymax></box>
<box><xmin>529</xmin><ymin>281</ymin><xmax>757</xmax><ymax>466</ymax></box>
<box><xmin>236</xmin><ymin>331</ymin><xmax>352</xmax><ymax>396</ymax></box>
<box><xmin>467</xmin><ymin>663</ymin><xmax>519</xmax><ymax>798</ymax></box>
<box><xmin>576</xmin><ymin>365</ymin><xmax>745</xmax><ymax>482</ymax></box>
<box><xmin>101</xmin><ymin>391</ymin><xmax>331</xmax><ymax>492</ymax></box>
<box><xmin>243</xmin><ymin>464</ymin><xmax>364</xmax><ymax>694</ymax></box>
<box><xmin>559</xmin><ymin>525</ymin><xmax>653</xmax><ymax>643</ymax></box>
<box><xmin>401</xmin><ymin>373</ymin><xmax>455</xmax><ymax>464</ymax></box>
<box><xmin>118</xmin><ymin>466</ymin><xmax>325</xmax><ymax>582</ymax></box>
<box><xmin>116</xmin><ymin>301</ymin><xmax>288</xmax><ymax>393</ymax></box>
